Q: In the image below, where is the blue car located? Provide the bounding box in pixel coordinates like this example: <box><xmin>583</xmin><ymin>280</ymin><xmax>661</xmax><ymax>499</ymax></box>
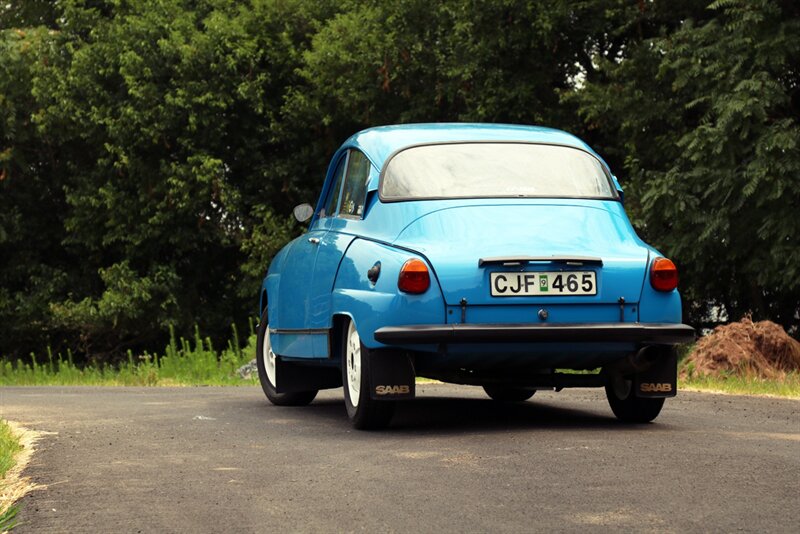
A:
<box><xmin>256</xmin><ymin>123</ymin><xmax>694</xmax><ymax>429</ymax></box>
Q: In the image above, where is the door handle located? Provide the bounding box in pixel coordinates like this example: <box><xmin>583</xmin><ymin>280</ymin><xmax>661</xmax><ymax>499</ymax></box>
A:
<box><xmin>308</xmin><ymin>237</ymin><xmax>320</xmax><ymax>245</ymax></box>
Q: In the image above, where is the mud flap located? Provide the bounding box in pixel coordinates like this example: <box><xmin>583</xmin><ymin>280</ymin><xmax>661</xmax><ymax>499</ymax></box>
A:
<box><xmin>275</xmin><ymin>359</ymin><xmax>342</xmax><ymax>393</ymax></box>
<box><xmin>369</xmin><ymin>350</ymin><xmax>416</xmax><ymax>400</ymax></box>
<box><xmin>634</xmin><ymin>348</ymin><xmax>678</xmax><ymax>398</ymax></box>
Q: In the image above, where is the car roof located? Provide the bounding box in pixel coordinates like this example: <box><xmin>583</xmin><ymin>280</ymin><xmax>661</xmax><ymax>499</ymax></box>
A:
<box><xmin>340</xmin><ymin>123</ymin><xmax>603</xmax><ymax>170</ymax></box>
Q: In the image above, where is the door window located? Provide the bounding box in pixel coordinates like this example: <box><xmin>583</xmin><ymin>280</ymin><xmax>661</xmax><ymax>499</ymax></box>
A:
<box><xmin>320</xmin><ymin>154</ymin><xmax>348</xmax><ymax>218</ymax></box>
<box><xmin>339</xmin><ymin>150</ymin><xmax>371</xmax><ymax>218</ymax></box>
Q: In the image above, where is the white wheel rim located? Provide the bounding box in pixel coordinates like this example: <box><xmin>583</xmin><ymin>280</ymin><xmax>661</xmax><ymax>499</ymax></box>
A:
<box><xmin>263</xmin><ymin>325</ymin><xmax>277</xmax><ymax>387</ymax></box>
<box><xmin>346</xmin><ymin>321</ymin><xmax>361</xmax><ymax>407</ymax></box>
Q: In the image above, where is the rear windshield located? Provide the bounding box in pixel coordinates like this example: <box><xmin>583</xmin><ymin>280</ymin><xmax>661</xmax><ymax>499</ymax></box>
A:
<box><xmin>381</xmin><ymin>143</ymin><xmax>617</xmax><ymax>201</ymax></box>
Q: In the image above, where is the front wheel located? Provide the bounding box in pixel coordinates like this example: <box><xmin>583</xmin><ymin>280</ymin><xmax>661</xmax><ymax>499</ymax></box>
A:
<box><xmin>342</xmin><ymin>319</ymin><xmax>395</xmax><ymax>430</ymax></box>
<box><xmin>256</xmin><ymin>310</ymin><xmax>317</xmax><ymax>406</ymax></box>
<box><xmin>605</xmin><ymin>379</ymin><xmax>664</xmax><ymax>423</ymax></box>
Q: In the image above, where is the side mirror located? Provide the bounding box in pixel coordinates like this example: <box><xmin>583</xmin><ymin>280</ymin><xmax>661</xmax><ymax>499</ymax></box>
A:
<box><xmin>293</xmin><ymin>203</ymin><xmax>314</xmax><ymax>223</ymax></box>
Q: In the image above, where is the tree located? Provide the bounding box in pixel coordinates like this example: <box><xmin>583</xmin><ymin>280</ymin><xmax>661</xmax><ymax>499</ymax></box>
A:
<box><xmin>0</xmin><ymin>1</ymin><xmax>62</xmax><ymax>29</ymax></box>
<box><xmin>0</xmin><ymin>0</ymin><xmax>324</xmax><ymax>358</ymax></box>
<box><xmin>0</xmin><ymin>25</ymin><xmax>72</xmax><ymax>356</ymax></box>
<box><xmin>2</xmin><ymin>0</ymin><xmax>798</xmax><ymax>360</ymax></box>
<box><xmin>291</xmin><ymin>0</ymin><xmax>604</xmax><ymax>136</ymax></box>
<box><xmin>573</xmin><ymin>0</ymin><xmax>800</xmax><ymax>331</ymax></box>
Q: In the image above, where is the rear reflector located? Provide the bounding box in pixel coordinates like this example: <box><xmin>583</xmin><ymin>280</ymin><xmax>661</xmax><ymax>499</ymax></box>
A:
<box><xmin>398</xmin><ymin>258</ymin><xmax>430</xmax><ymax>294</ymax></box>
<box><xmin>650</xmin><ymin>257</ymin><xmax>678</xmax><ymax>292</ymax></box>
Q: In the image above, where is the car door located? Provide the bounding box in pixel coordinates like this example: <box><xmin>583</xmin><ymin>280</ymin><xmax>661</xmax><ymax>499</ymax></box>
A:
<box><xmin>306</xmin><ymin>150</ymin><xmax>372</xmax><ymax>337</ymax></box>
<box><xmin>272</xmin><ymin>154</ymin><xmax>348</xmax><ymax>357</ymax></box>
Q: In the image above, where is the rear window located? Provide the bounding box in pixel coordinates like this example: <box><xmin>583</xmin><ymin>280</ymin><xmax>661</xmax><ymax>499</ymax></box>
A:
<box><xmin>380</xmin><ymin>143</ymin><xmax>617</xmax><ymax>201</ymax></box>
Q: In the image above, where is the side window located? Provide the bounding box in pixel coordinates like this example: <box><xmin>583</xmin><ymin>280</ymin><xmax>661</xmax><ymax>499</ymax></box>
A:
<box><xmin>339</xmin><ymin>150</ymin><xmax>371</xmax><ymax>218</ymax></box>
<box><xmin>320</xmin><ymin>154</ymin><xmax>348</xmax><ymax>218</ymax></box>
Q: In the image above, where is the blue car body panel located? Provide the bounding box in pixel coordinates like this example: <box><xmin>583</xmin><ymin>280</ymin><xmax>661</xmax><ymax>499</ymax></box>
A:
<box><xmin>262</xmin><ymin>123</ymin><xmax>689</xmax><ymax>369</ymax></box>
<box><xmin>391</xmin><ymin>201</ymin><xmax>648</xmax><ymax>305</ymax></box>
<box><xmin>331</xmin><ymin>238</ymin><xmax>445</xmax><ymax>346</ymax></box>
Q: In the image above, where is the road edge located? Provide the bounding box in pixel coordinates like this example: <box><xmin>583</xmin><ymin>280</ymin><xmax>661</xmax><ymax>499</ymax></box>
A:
<box><xmin>1</xmin><ymin>422</ymin><xmax>47</xmax><ymax>530</ymax></box>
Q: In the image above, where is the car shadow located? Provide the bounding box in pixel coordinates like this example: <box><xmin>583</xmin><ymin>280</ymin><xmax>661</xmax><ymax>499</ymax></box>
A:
<box><xmin>284</xmin><ymin>394</ymin><xmax>670</xmax><ymax>435</ymax></box>
<box><xmin>392</xmin><ymin>396</ymin><xmax>613</xmax><ymax>432</ymax></box>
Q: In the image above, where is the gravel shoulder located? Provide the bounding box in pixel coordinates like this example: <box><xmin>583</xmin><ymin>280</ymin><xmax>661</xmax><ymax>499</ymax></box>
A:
<box><xmin>1</xmin><ymin>385</ymin><xmax>798</xmax><ymax>533</ymax></box>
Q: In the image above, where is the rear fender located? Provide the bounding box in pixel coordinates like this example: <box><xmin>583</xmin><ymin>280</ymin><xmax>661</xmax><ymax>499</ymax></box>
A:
<box><xmin>638</xmin><ymin>251</ymin><xmax>683</xmax><ymax>323</ymax></box>
<box><xmin>332</xmin><ymin>239</ymin><xmax>445</xmax><ymax>348</ymax></box>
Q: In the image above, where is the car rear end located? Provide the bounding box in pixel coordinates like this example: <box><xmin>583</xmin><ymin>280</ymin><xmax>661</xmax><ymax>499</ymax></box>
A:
<box><xmin>366</xmin><ymin>139</ymin><xmax>693</xmax><ymax>414</ymax></box>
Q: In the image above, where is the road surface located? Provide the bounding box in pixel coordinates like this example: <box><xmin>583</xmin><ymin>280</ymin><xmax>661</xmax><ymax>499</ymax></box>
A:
<box><xmin>1</xmin><ymin>385</ymin><xmax>798</xmax><ymax>532</ymax></box>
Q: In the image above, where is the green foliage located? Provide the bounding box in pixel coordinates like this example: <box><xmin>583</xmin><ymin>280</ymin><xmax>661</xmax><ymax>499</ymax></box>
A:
<box><xmin>0</xmin><ymin>504</ymin><xmax>18</xmax><ymax>533</ymax></box>
<box><xmin>294</xmin><ymin>0</ymin><xmax>593</xmax><ymax>131</ymax></box>
<box><xmin>49</xmin><ymin>261</ymin><xmax>180</xmax><ymax>355</ymax></box>
<box><xmin>0</xmin><ymin>25</ymin><xmax>72</xmax><ymax>356</ymax></box>
<box><xmin>0</xmin><ymin>0</ymin><xmax>61</xmax><ymax>29</ymax></box>
<box><xmin>0</xmin><ymin>323</ymin><xmax>258</xmax><ymax>386</ymax></box>
<box><xmin>571</xmin><ymin>0</ymin><xmax>800</xmax><ymax>330</ymax></box>
<box><xmin>0</xmin><ymin>420</ymin><xmax>20</xmax><ymax>479</ymax></box>
<box><xmin>239</xmin><ymin>206</ymin><xmax>299</xmax><ymax>300</ymax></box>
<box><xmin>1</xmin><ymin>0</ymin><xmax>798</xmax><ymax>362</ymax></box>
<box><xmin>0</xmin><ymin>419</ymin><xmax>21</xmax><ymax>531</ymax></box>
<box><xmin>1</xmin><ymin>0</ymin><xmax>321</xmax><ymax>359</ymax></box>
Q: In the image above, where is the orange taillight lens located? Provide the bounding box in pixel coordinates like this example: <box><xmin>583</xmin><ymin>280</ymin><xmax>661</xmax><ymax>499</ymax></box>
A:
<box><xmin>650</xmin><ymin>257</ymin><xmax>678</xmax><ymax>292</ymax></box>
<box><xmin>398</xmin><ymin>258</ymin><xmax>430</xmax><ymax>294</ymax></box>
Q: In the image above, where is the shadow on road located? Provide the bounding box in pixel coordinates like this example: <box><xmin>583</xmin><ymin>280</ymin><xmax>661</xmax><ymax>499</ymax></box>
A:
<box><xmin>391</xmin><ymin>396</ymin><xmax>622</xmax><ymax>433</ymax></box>
<box><xmin>241</xmin><ymin>393</ymin><xmax>669</xmax><ymax>435</ymax></box>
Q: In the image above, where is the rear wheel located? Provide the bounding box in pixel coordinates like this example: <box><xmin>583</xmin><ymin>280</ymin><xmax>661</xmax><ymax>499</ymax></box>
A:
<box><xmin>482</xmin><ymin>385</ymin><xmax>536</xmax><ymax>402</ymax></box>
<box><xmin>605</xmin><ymin>378</ymin><xmax>664</xmax><ymax>423</ymax></box>
<box><xmin>342</xmin><ymin>319</ymin><xmax>395</xmax><ymax>430</ymax></box>
<box><xmin>256</xmin><ymin>310</ymin><xmax>317</xmax><ymax>406</ymax></box>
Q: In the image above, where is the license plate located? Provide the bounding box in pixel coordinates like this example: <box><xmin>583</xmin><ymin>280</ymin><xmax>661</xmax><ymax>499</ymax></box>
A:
<box><xmin>490</xmin><ymin>271</ymin><xmax>597</xmax><ymax>297</ymax></box>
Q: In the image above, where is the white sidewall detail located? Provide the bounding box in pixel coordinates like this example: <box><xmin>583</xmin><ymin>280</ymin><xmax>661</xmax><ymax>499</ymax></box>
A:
<box><xmin>263</xmin><ymin>325</ymin><xmax>277</xmax><ymax>387</ymax></box>
<box><xmin>346</xmin><ymin>321</ymin><xmax>362</xmax><ymax>408</ymax></box>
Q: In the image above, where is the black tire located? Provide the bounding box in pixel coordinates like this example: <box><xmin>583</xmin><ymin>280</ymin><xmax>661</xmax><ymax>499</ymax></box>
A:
<box><xmin>482</xmin><ymin>385</ymin><xmax>536</xmax><ymax>402</ymax></box>
<box><xmin>341</xmin><ymin>318</ymin><xmax>395</xmax><ymax>430</ymax></box>
<box><xmin>605</xmin><ymin>379</ymin><xmax>665</xmax><ymax>423</ymax></box>
<box><xmin>256</xmin><ymin>309</ymin><xmax>317</xmax><ymax>406</ymax></box>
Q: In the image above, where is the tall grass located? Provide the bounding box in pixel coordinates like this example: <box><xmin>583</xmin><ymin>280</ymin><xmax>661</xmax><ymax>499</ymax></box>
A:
<box><xmin>4</xmin><ymin>327</ymin><xmax>799</xmax><ymax>397</ymax></box>
<box><xmin>0</xmin><ymin>323</ymin><xmax>258</xmax><ymax>387</ymax></box>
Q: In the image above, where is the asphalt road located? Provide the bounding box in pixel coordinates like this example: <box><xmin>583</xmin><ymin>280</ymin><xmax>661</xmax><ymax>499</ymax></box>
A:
<box><xmin>1</xmin><ymin>385</ymin><xmax>798</xmax><ymax>533</ymax></box>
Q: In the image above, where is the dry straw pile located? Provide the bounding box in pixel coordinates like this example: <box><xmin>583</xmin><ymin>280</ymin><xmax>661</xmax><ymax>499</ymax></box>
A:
<box><xmin>683</xmin><ymin>317</ymin><xmax>800</xmax><ymax>379</ymax></box>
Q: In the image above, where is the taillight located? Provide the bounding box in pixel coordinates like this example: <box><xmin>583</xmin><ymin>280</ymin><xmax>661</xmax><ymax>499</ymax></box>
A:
<box><xmin>398</xmin><ymin>258</ymin><xmax>430</xmax><ymax>294</ymax></box>
<box><xmin>650</xmin><ymin>257</ymin><xmax>678</xmax><ymax>292</ymax></box>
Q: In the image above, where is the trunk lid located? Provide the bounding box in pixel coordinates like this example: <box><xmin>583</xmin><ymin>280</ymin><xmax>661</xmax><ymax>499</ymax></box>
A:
<box><xmin>392</xmin><ymin>203</ymin><xmax>649</xmax><ymax>311</ymax></box>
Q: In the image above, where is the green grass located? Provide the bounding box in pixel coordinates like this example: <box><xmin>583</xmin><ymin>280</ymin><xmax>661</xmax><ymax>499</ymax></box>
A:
<box><xmin>3</xmin><ymin>328</ymin><xmax>799</xmax><ymax>398</ymax></box>
<box><xmin>0</xmin><ymin>421</ymin><xmax>21</xmax><ymax>481</ymax></box>
<box><xmin>0</xmin><ymin>324</ymin><xmax>258</xmax><ymax>387</ymax></box>
<box><xmin>678</xmin><ymin>343</ymin><xmax>800</xmax><ymax>397</ymax></box>
<box><xmin>0</xmin><ymin>419</ymin><xmax>22</xmax><ymax>531</ymax></box>
<box><xmin>679</xmin><ymin>372</ymin><xmax>800</xmax><ymax>398</ymax></box>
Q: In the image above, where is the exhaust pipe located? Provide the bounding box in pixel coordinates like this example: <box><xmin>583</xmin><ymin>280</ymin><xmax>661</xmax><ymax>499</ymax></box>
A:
<box><xmin>613</xmin><ymin>345</ymin><xmax>664</xmax><ymax>375</ymax></box>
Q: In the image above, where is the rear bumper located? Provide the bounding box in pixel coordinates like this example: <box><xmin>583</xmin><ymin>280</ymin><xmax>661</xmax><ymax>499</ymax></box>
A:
<box><xmin>374</xmin><ymin>323</ymin><xmax>695</xmax><ymax>345</ymax></box>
